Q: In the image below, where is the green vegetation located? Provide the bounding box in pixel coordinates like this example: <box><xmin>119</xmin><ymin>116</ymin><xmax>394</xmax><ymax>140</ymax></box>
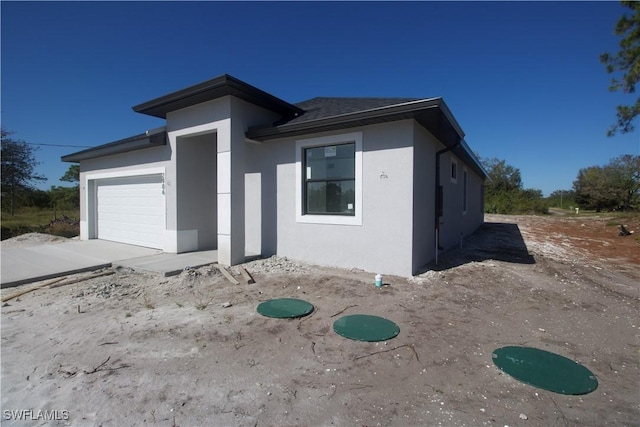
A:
<box><xmin>0</xmin><ymin>207</ymin><xmax>80</xmax><ymax>240</ymax></box>
<box><xmin>1</xmin><ymin>207</ymin><xmax>80</xmax><ymax>240</ymax></box>
<box><xmin>483</xmin><ymin>153</ymin><xmax>639</xmax><ymax>216</ymax></box>
<box><xmin>1</xmin><ymin>132</ymin><xmax>81</xmax><ymax>240</ymax></box>
<box><xmin>482</xmin><ymin>157</ymin><xmax>548</xmax><ymax>215</ymax></box>
<box><xmin>1</xmin><ymin>128</ymin><xmax>47</xmax><ymax>215</ymax></box>
<box><xmin>601</xmin><ymin>1</ymin><xmax>640</xmax><ymax>136</ymax></box>
<box><xmin>573</xmin><ymin>155</ymin><xmax>639</xmax><ymax>211</ymax></box>
<box><xmin>545</xmin><ymin>190</ymin><xmax>577</xmax><ymax>209</ymax></box>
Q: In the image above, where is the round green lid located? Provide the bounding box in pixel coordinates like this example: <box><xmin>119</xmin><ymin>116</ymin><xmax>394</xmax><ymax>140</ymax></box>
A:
<box><xmin>492</xmin><ymin>346</ymin><xmax>598</xmax><ymax>395</ymax></box>
<box><xmin>257</xmin><ymin>298</ymin><xmax>314</xmax><ymax>319</ymax></box>
<box><xmin>333</xmin><ymin>314</ymin><xmax>400</xmax><ymax>342</ymax></box>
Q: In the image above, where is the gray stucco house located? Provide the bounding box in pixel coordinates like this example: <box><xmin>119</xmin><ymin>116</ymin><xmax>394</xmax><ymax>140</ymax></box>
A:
<box><xmin>62</xmin><ymin>74</ymin><xmax>486</xmax><ymax>276</ymax></box>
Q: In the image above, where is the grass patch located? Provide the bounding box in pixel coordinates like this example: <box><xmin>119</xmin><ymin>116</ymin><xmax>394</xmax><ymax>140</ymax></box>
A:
<box><xmin>1</xmin><ymin>207</ymin><xmax>79</xmax><ymax>240</ymax></box>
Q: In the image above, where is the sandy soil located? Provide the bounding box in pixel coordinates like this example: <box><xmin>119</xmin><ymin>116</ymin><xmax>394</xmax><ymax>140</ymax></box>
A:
<box><xmin>1</xmin><ymin>233</ymin><xmax>72</xmax><ymax>249</ymax></box>
<box><xmin>1</xmin><ymin>214</ymin><xmax>638</xmax><ymax>426</ymax></box>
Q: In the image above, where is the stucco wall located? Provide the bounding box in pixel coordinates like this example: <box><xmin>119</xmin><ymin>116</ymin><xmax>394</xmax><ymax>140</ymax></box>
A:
<box><xmin>176</xmin><ymin>133</ymin><xmax>217</xmax><ymax>250</ymax></box>
<box><xmin>229</xmin><ymin>97</ymin><xmax>282</xmax><ymax>262</ymax></box>
<box><xmin>166</xmin><ymin>96</ymin><xmax>279</xmax><ymax>260</ymax></box>
<box><xmin>438</xmin><ymin>152</ymin><xmax>485</xmax><ymax>252</ymax></box>
<box><xmin>166</xmin><ymin>97</ymin><xmax>232</xmax><ymax>252</ymax></box>
<box><xmin>77</xmin><ymin>96</ymin><xmax>484</xmax><ymax>274</ymax></box>
<box><xmin>246</xmin><ymin>121</ymin><xmax>416</xmax><ymax>276</ymax></box>
<box><xmin>411</xmin><ymin>122</ymin><xmax>439</xmax><ymax>273</ymax></box>
<box><xmin>244</xmin><ymin>138</ymin><xmax>288</xmax><ymax>257</ymax></box>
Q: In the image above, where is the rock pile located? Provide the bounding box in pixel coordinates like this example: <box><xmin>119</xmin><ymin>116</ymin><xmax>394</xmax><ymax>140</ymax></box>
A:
<box><xmin>236</xmin><ymin>255</ymin><xmax>310</xmax><ymax>275</ymax></box>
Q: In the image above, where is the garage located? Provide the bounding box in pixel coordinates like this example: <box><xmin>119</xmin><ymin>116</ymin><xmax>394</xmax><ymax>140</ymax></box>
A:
<box><xmin>95</xmin><ymin>174</ymin><xmax>165</xmax><ymax>249</ymax></box>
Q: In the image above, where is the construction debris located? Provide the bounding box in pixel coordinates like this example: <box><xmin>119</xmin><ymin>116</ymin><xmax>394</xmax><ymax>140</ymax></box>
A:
<box><xmin>214</xmin><ymin>265</ymin><xmax>240</xmax><ymax>285</ymax></box>
<box><xmin>1</xmin><ymin>277</ymin><xmax>67</xmax><ymax>302</ymax></box>
<box><xmin>241</xmin><ymin>256</ymin><xmax>309</xmax><ymax>274</ymax></box>
<box><xmin>49</xmin><ymin>271</ymin><xmax>115</xmax><ymax>288</ymax></box>
<box><xmin>619</xmin><ymin>224</ymin><xmax>634</xmax><ymax>236</ymax></box>
<box><xmin>238</xmin><ymin>266</ymin><xmax>255</xmax><ymax>284</ymax></box>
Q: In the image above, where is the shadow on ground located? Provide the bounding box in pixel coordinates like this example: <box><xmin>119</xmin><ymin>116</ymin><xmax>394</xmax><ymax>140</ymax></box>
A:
<box><xmin>425</xmin><ymin>222</ymin><xmax>535</xmax><ymax>272</ymax></box>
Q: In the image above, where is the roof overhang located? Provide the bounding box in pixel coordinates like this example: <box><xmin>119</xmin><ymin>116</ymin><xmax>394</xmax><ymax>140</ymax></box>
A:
<box><xmin>61</xmin><ymin>129</ymin><xmax>167</xmax><ymax>163</ymax></box>
<box><xmin>246</xmin><ymin>98</ymin><xmax>447</xmax><ymax>140</ymax></box>
<box><xmin>246</xmin><ymin>98</ymin><xmax>487</xmax><ymax>180</ymax></box>
<box><xmin>132</xmin><ymin>74</ymin><xmax>305</xmax><ymax>119</ymax></box>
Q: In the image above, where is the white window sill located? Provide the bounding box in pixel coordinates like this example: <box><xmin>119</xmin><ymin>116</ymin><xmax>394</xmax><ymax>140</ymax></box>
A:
<box><xmin>296</xmin><ymin>214</ymin><xmax>362</xmax><ymax>226</ymax></box>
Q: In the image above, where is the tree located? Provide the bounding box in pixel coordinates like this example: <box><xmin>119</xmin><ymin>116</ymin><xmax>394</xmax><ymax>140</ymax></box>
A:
<box><xmin>56</xmin><ymin>164</ymin><xmax>80</xmax><ymax>209</ymax></box>
<box><xmin>48</xmin><ymin>165</ymin><xmax>80</xmax><ymax>213</ymax></box>
<box><xmin>601</xmin><ymin>1</ymin><xmax>640</xmax><ymax>136</ymax></box>
<box><xmin>573</xmin><ymin>166</ymin><xmax>614</xmax><ymax>211</ymax></box>
<box><xmin>1</xmin><ymin>129</ymin><xmax>47</xmax><ymax>215</ymax></box>
<box><xmin>482</xmin><ymin>157</ymin><xmax>522</xmax><ymax>194</ymax></box>
<box><xmin>546</xmin><ymin>189</ymin><xmax>577</xmax><ymax>208</ymax></box>
<box><xmin>573</xmin><ymin>155</ymin><xmax>640</xmax><ymax>211</ymax></box>
<box><xmin>481</xmin><ymin>157</ymin><xmax>547</xmax><ymax>214</ymax></box>
<box><xmin>49</xmin><ymin>186</ymin><xmax>79</xmax><ymax>211</ymax></box>
<box><xmin>60</xmin><ymin>164</ymin><xmax>79</xmax><ymax>184</ymax></box>
<box><xmin>609</xmin><ymin>154</ymin><xmax>640</xmax><ymax>209</ymax></box>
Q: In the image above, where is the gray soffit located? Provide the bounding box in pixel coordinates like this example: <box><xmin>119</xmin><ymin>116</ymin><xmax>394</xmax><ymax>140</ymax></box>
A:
<box><xmin>132</xmin><ymin>74</ymin><xmax>305</xmax><ymax>119</ymax></box>
<box><xmin>61</xmin><ymin>131</ymin><xmax>167</xmax><ymax>163</ymax></box>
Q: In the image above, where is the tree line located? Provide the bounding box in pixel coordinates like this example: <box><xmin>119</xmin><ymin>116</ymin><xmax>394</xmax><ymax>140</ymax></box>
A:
<box><xmin>1</xmin><ymin>129</ymin><xmax>79</xmax><ymax>215</ymax></box>
<box><xmin>482</xmin><ymin>154</ymin><xmax>639</xmax><ymax>214</ymax></box>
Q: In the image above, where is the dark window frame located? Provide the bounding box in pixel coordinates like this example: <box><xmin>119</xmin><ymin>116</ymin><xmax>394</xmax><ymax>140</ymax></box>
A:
<box><xmin>302</xmin><ymin>142</ymin><xmax>356</xmax><ymax>216</ymax></box>
<box><xmin>450</xmin><ymin>159</ymin><xmax>458</xmax><ymax>183</ymax></box>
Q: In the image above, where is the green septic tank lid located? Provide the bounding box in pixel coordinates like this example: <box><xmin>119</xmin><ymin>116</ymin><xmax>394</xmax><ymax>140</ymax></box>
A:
<box><xmin>492</xmin><ymin>346</ymin><xmax>598</xmax><ymax>395</ymax></box>
<box><xmin>333</xmin><ymin>314</ymin><xmax>400</xmax><ymax>342</ymax></box>
<box><xmin>257</xmin><ymin>298</ymin><xmax>314</xmax><ymax>319</ymax></box>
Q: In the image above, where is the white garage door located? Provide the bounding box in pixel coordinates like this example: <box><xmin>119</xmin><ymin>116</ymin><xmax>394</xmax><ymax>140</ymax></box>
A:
<box><xmin>96</xmin><ymin>174</ymin><xmax>165</xmax><ymax>249</ymax></box>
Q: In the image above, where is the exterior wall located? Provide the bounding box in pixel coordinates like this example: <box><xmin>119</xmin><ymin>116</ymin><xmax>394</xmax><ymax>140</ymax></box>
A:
<box><xmin>176</xmin><ymin>133</ymin><xmax>217</xmax><ymax>250</ymax></box>
<box><xmin>246</xmin><ymin>120</ymin><xmax>416</xmax><ymax>276</ymax></box>
<box><xmin>411</xmin><ymin>122</ymin><xmax>439</xmax><ymax>273</ymax></box>
<box><xmin>166</xmin><ymin>95</ymin><xmax>280</xmax><ymax>260</ymax></box>
<box><xmin>438</xmin><ymin>151</ymin><xmax>485</xmax><ymax>252</ymax></box>
<box><xmin>78</xmin><ymin>98</ymin><xmax>484</xmax><ymax>274</ymax></box>
<box><xmin>167</xmin><ymin>97</ymin><xmax>232</xmax><ymax>253</ymax></box>
<box><xmin>243</xmin><ymin>137</ymin><xmax>288</xmax><ymax>257</ymax></box>
<box><xmin>229</xmin><ymin>97</ymin><xmax>281</xmax><ymax>263</ymax></box>
<box><xmin>79</xmin><ymin>145</ymin><xmax>172</xmax><ymax>245</ymax></box>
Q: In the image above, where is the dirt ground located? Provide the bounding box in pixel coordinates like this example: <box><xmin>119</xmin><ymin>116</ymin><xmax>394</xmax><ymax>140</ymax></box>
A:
<box><xmin>1</xmin><ymin>214</ymin><xmax>638</xmax><ymax>426</ymax></box>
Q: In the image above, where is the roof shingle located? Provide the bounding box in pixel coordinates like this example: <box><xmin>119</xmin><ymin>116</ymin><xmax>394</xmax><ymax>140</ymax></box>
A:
<box><xmin>288</xmin><ymin>97</ymin><xmax>423</xmax><ymax>125</ymax></box>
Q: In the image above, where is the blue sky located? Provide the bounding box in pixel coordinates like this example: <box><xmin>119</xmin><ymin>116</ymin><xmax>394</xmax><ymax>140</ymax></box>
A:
<box><xmin>2</xmin><ymin>1</ymin><xmax>638</xmax><ymax>196</ymax></box>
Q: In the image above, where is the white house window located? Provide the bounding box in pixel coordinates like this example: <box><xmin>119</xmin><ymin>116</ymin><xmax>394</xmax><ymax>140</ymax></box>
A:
<box><xmin>450</xmin><ymin>158</ymin><xmax>458</xmax><ymax>183</ymax></box>
<box><xmin>304</xmin><ymin>143</ymin><xmax>355</xmax><ymax>215</ymax></box>
<box><xmin>295</xmin><ymin>132</ymin><xmax>363</xmax><ymax>226</ymax></box>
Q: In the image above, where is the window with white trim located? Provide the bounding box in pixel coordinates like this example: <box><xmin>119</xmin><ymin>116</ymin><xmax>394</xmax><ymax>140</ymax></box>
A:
<box><xmin>295</xmin><ymin>132</ymin><xmax>363</xmax><ymax>226</ymax></box>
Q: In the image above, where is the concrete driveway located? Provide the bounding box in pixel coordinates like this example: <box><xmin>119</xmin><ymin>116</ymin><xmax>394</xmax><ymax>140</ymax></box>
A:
<box><xmin>1</xmin><ymin>239</ymin><xmax>219</xmax><ymax>288</ymax></box>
